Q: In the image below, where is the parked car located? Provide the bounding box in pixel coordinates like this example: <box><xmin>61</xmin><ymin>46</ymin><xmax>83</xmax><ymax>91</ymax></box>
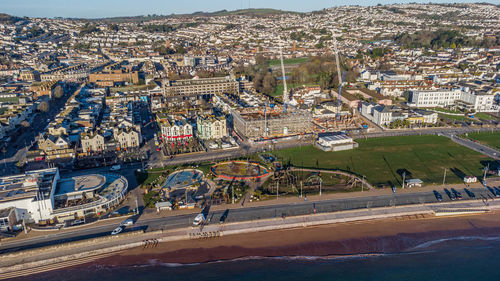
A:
<box><xmin>451</xmin><ymin>188</ymin><xmax>462</xmax><ymax>200</ymax></box>
<box><xmin>464</xmin><ymin>188</ymin><xmax>475</xmax><ymax>199</ymax></box>
<box><xmin>433</xmin><ymin>190</ymin><xmax>443</xmax><ymax>202</ymax></box>
<box><xmin>111</xmin><ymin>226</ymin><xmax>123</xmax><ymax>235</ymax></box>
<box><xmin>444</xmin><ymin>188</ymin><xmax>456</xmax><ymax>200</ymax></box>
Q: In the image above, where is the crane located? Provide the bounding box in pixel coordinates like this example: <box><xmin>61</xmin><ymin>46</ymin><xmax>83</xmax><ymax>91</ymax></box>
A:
<box><xmin>279</xmin><ymin>40</ymin><xmax>289</xmax><ymax>113</ymax></box>
<box><xmin>333</xmin><ymin>39</ymin><xmax>344</xmax><ymax>119</ymax></box>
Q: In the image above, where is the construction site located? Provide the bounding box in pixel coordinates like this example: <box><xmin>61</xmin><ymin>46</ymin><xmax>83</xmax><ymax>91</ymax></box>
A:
<box><xmin>313</xmin><ymin>110</ymin><xmax>369</xmax><ymax>131</ymax></box>
<box><xmin>231</xmin><ymin>106</ymin><xmax>313</xmax><ymax>141</ymax></box>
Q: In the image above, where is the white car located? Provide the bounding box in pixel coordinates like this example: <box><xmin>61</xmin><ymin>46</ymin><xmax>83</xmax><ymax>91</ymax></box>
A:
<box><xmin>120</xmin><ymin>219</ymin><xmax>134</xmax><ymax>227</ymax></box>
<box><xmin>111</xmin><ymin>226</ymin><xmax>123</xmax><ymax>235</ymax></box>
<box><xmin>193</xmin><ymin>213</ymin><xmax>205</xmax><ymax>226</ymax></box>
<box><xmin>110</xmin><ymin>165</ymin><xmax>121</xmax><ymax>171</ymax></box>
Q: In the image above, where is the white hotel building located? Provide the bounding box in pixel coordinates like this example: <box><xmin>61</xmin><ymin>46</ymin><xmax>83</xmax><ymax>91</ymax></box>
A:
<box><xmin>408</xmin><ymin>89</ymin><xmax>463</xmax><ymax>108</ymax></box>
<box><xmin>409</xmin><ymin>88</ymin><xmax>497</xmax><ymax>112</ymax></box>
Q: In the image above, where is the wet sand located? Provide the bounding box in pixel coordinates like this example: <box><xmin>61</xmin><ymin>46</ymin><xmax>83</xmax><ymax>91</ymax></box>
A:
<box><xmin>93</xmin><ymin>211</ymin><xmax>500</xmax><ymax>266</ymax></box>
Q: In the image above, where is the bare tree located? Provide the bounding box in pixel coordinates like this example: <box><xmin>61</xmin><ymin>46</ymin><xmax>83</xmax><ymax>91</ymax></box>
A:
<box><xmin>53</xmin><ymin>85</ymin><xmax>64</xmax><ymax>99</ymax></box>
<box><xmin>37</xmin><ymin>101</ymin><xmax>49</xmax><ymax>112</ymax></box>
<box><xmin>20</xmin><ymin>120</ymin><xmax>30</xmax><ymax>128</ymax></box>
<box><xmin>262</xmin><ymin>72</ymin><xmax>277</xmax><ymax>94</ymax></box>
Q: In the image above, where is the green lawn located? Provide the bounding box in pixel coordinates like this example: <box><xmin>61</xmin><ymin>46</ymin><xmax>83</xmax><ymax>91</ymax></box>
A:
<box><xmin>432</xmin><ymin>107</ymin><xmax>463</xmax><ymax>114</ymax></box>
<box><xmin>466</xmin><ymin>132</ymin><xmax>500</xmax><ymax>150</ymax></box>
<box><xmin>472</xmin><ymin>113</ymin><xmax>498</xmax><ymax>121</ymax></box>
<box><xmin>439</xmin><ymin>114</ymin><xmax>469</xmax><ymax>122</ymax></box>
<box><xmin>268</xmin><ymin>57</ymin><xmax>309</xmax><ymax>66</ymax></box>
<box><xmin>271</xmin><ymin>135</ymin><xmax>493</xmax><ymax>188</ymax></box>
<box><xmin>0</xmin><ymin>97</ymin><xmax>19</xmax><ymax>103</ymax></box>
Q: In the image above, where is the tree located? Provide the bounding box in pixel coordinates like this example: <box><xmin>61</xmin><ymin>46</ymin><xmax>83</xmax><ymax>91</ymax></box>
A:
<box><xmin>20</xmin><ymin>120</ymin><xmax>30</xmax><ymax>128</ymax></box>
<box><xmin>262</xmin><ymin>72</ymin><xmax>276</xmax><ymax>94</ymax></box>
<box><xmin>319</xmin><ymin>72</ymin><xmax>336</xmax><ymax>90</ymax></box>
<box><xmin>109</xmin><ymin>24</ymin><xmax>119</xmax><ymax>32</ymax></box>
<box><xmin>255</xmin><ymin>55</ymin><xmax>268</xmax><ymax>67</ymax></box>
<box><xmin>253</xmin><ymin>73</ymin><xmax>264</xmax><ymax>92</ymax></box>
<box><xmin>175</xmin><ymin>44</ymin><xmax>186</xmax><ymax>54</ymax></box>
<box><xmin>53</xmin><ymin>85</ymin><xmax>64</xmax><ymax>99</ymax></box>
<box><xmin>37</xmin><ymin>101</ymin><xmax>49</xmax><ymax>112</ymax></box>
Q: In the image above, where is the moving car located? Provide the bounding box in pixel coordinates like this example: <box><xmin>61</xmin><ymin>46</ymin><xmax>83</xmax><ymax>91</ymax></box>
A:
<box><xmin>494</xmin><ymin>187</ymin><xmax>500</xmax><ymax>198</ymax></box>
<box><xmin>111</xmin><ymin>226</ymin><xmax>123</xmax><ymax>235</ymax></box>
<box><xmin>219</xmin><ymin>209</ymin><xmax>229</xmax><ymax>224</ymax></box>
<box><xmin>70</xmin><ymin>219</ymin><xmax>84</xmax><ymax>226</ymax></box>
<box><xmin>193</xmin><ymin>213</ymin><xmax>206</xmax><ymax>226</ymax></box>
<box><xmin>120</xmin><ymin>219</ymin><xmax>134</xmax><ymax>227</ymax></box>
<box><xmin>110</xmin><ymin>165</ymin><xmax>121</xmax><ymax>171</ymax></box>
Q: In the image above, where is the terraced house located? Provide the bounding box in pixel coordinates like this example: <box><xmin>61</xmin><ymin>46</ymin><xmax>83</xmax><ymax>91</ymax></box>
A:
<box><xmin>113</xmin><ymin>127</ymin><xmax>142</xmax><ymax>149</ymax></box>
<box><xmin>196</xmin><ymin>115</ymin><xmax>228</xmax><ymax>140</ymax></box>
<box><xmin>80</xmin><ymin>131</ymin><xmax>105</xmax><ymax>153</ymax></box>
<box><xmin>157</xmin><ymin>115</ymin><xmax>193</xmax><ymax>141</ymax></box>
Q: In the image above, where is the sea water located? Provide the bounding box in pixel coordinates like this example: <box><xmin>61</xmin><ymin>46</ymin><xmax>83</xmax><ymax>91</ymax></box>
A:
<box><xmin>21</xmin><ymin>236</ymin><xmax>500</xmax><ymax>281</ymax></box>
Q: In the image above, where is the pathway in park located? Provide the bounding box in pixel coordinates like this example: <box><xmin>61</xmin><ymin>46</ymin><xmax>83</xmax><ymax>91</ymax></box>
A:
<box><xmin>290</xmin><ymin>167</ymin><xmax>375</xmax><ymax>190</ymax></box>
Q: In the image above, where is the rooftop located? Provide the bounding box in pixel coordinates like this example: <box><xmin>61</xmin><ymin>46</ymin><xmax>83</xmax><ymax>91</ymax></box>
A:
<box><xmin>0</xmin><ymin>168</ymin><xmax>58</xmax><ymax>203</ymax></box>
<box><xmin>55</xmin><ymin>174</ymin><xmax>106</xmax><ymax>196</ymax></box>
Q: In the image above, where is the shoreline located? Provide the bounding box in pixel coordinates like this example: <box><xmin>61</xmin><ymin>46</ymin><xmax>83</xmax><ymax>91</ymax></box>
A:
<box><xmin>5</xmin><ymin>202</ymin><xmax>500</xmax><ymax>279</ymax></box>
<box><xmin>89</xmin><ymin>210</ymin><xmax>500</xmax><ymax>268</ymax></box>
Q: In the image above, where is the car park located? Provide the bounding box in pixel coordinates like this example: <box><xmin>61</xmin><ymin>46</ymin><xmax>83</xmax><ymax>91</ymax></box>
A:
<box><xmin>111</xmin><ymin>226</ymin><xmax>123</xmax><ymax>235</ymax></box>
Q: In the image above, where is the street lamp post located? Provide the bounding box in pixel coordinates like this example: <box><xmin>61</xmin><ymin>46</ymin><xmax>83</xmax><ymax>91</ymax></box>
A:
<box><xmin>300</xmin><ymin>181</ymin><xmax>303</xmax><ymax>198</ymax></box>
<box><xmin>276</xmin><ymin>181</ymin><xmax>279</xmax><ymax>198</ymax></box>
<box><xmin>319</xmin><ymin>179</ymin><xmax>322</xmax><ymax>196</ymax></box>
<box><xmin>442</xmin><ymin>168</ymin><xmax>447</xmax><ymax>186</ymax></box>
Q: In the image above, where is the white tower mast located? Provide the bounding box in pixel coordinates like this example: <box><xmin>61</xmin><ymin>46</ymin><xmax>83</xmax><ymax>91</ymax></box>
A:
<box><xmin>279</xmin><ymin>27</ymin><xmax>289</xmax><ymax>111</ymax></box>
<box><xmin>333</xmin><ymin>39</ymin><xmax>343</xmax><ymax>117</ymax></box>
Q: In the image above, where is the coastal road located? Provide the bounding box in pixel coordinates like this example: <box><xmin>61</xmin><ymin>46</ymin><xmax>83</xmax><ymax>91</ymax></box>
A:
<box><xmin>1</xmin><ymin>185</ymin><xmax>495</xmax><ymax>254</ymax></box>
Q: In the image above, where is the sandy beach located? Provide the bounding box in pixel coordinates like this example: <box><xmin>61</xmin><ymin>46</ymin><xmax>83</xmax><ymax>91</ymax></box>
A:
<box><xmin>91</xmin><ymin>210</ymin><xmax>500</xmax><ymax>267</ymax></box>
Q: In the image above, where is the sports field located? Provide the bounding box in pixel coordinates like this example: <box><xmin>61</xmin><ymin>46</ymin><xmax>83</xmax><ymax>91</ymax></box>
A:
<box><xmin>271</xmin><ymin>135</ymin><xmax>493</xmax><ymax>187</ymax></box>
<box><xmin>268</xmin><ymin>57</ymin><xmax>309</xmax><ymax>66</ymax></box>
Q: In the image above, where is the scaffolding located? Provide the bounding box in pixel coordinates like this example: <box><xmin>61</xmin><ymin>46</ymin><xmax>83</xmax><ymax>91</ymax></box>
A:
<box><xmin>232</xmin><ymin>108</ymin><xmax>313</xmax><ymax>140</ymax></box>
